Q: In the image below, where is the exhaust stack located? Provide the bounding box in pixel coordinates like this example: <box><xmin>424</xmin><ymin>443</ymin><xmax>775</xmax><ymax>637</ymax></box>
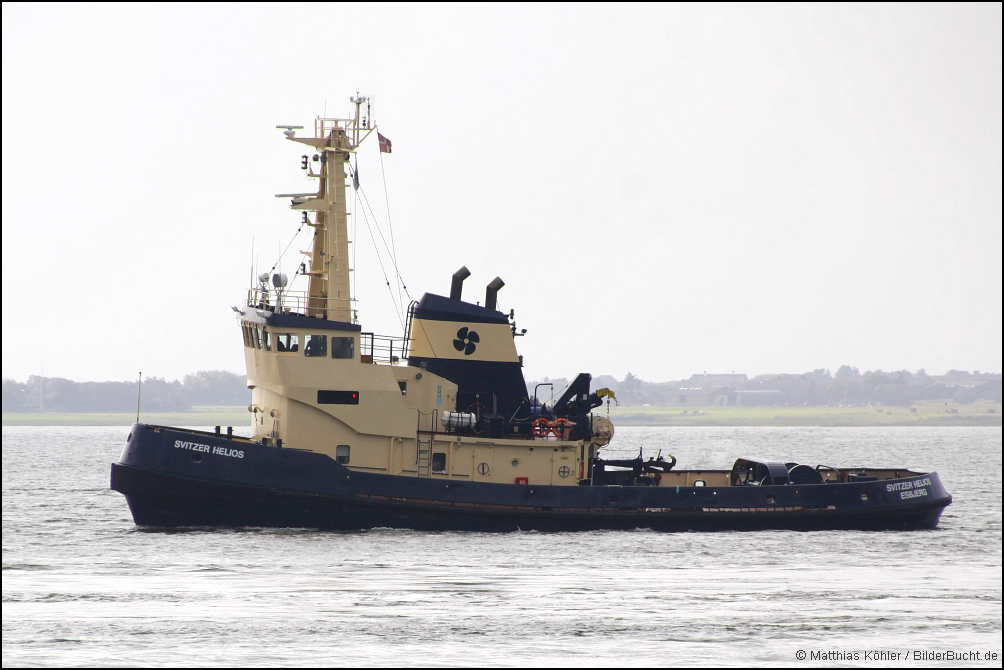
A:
<box><xmin>450</xmin><ymin>266</ymin><xmax>471</xmax><ymax>300</ymax></box>
<box><xmin>485</xmin><ymin>277</ymin><xmax>505</xmax><ymax>312</ymax></box>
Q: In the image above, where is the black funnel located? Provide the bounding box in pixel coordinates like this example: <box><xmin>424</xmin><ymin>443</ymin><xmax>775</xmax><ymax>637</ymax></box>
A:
<box><xmin>485</xmin><ymin>277</ymin><xmax>505</xmax><ymax>312</ymax></box>
<box><xmin>450</xmin><ymin>266</ymin><xmax>471</xmax><ymax>300</ymax></box>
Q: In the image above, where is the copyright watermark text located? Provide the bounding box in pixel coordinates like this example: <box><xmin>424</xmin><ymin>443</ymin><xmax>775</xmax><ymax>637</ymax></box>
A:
<box><xmin>795</xmin><ymin>649</ymin><xmax>999</xmax><ymax>662</ymax></box>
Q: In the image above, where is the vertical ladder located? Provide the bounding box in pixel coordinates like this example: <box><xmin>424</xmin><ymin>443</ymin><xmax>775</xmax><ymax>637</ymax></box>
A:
<box><xmin>417</xmin><ymin>436</ymin><xmax>432</xmax><ymax>477</ymax></box>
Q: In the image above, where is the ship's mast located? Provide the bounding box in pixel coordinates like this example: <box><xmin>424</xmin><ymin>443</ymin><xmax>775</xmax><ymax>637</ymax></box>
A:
<box><xmin>286</xmin><ymin>95</ymin><xmax>372</xmax><ymax>323</ymax></box>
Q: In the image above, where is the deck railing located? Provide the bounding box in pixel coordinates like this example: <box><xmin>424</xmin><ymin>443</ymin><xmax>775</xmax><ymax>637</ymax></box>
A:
<box><xmin>246</xmin><ymin>287</ymin><xmax>353</xmax><ymax>321</ymax></box>
<box><xmin>360</xmin><ymin>332</ymin><xmax>410</xmax><ymax>364</ymax></box>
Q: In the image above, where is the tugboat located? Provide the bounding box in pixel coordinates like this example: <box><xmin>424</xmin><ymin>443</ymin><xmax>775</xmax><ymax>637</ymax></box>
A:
<box><xmin>111</xmin><ymin>97</ymin><xmax>951</xmax><ymax>531</ymax></box>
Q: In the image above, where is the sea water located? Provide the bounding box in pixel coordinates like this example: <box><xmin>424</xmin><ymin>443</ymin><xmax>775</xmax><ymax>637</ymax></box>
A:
<box><xmin>3</xmin><ymin>425</ymin><xmax>1001</xmax><ymax>667</ymax></box>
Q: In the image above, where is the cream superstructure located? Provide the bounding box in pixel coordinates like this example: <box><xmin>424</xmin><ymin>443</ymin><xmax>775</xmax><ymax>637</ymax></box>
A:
<box><xmin>236</xmin><ymin>99</ymin><xmax>612</xmax><ymax>486</ymax></box>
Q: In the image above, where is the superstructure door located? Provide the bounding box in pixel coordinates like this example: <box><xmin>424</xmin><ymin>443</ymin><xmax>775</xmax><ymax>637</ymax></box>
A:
<box><xmin>552</xmin><ymin>448</ymin><xmax>575</xmax><ymax>485</ymax></box>
<box><xmin>472</xmin><ymin>448</ymin><xmax>494</xmax><ymax>483</ymax></box>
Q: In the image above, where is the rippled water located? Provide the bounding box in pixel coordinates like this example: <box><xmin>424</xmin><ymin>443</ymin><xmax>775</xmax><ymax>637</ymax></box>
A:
<box><xmin>3</xmin><ymin>426</ymin><xmax>1001</xmax><ymax>667</ymax></box>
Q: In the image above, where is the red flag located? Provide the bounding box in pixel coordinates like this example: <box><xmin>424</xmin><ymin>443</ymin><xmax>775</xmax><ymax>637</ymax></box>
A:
<box><xmin>378</xmin><ymin>133</ymin><xmax>392</xmax><ymax>154</ymax></box>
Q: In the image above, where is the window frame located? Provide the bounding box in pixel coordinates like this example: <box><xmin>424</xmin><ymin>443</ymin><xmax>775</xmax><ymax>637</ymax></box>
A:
<box><xmin>330</xmin><ymin>336</ymin><xmax>355</xmax><ymax>360</ymax></box>
<box><xmin>304</xmin><ymin>334</ymin><xmax>327</xmax><ymax>358</ymax></box>
<box><xmin>275</xmin><ymin>333</ymin><xmax>300</xmax><ymax>353</ymax></box>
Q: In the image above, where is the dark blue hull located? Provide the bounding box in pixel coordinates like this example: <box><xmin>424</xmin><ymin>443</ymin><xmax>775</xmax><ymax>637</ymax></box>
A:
<box><xmin>111</xmin><ymin>424</ymin><xmax>951</xmax><ymax>532</ymax></box>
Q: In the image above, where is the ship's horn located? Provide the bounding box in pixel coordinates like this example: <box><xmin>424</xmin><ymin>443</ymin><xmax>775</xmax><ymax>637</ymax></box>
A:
<box><xmin>485</xmin><ymin>276</ymin><xmax>505</xmax><ymax>312</ymax></box>
<box><xmin>450</xmin><ymin>266</ymin><xmax>471</xmax><ymax>300</ymax></box>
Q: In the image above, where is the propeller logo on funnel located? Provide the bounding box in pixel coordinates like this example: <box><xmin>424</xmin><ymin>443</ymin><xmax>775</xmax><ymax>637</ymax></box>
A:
<box><xmin>453</xmin><ymin>327</ymin><xmax>479</xmax><ymax>355</ymax></box>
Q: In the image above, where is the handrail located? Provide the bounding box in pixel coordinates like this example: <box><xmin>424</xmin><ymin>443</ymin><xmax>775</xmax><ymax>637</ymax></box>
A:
<box><xmin>360</xmin><ymin>332</ymin><xmax>409</xmax><ymax>364</ymax></box>
<box><xmin>403</xmin><ymin>300</ymin><xmax>418</xmax><ymax>358</ymax></box>
<box><xmin>246</xmin><ymin>287</ymin><xmax>353</xmax><ymax>321</ymax></box>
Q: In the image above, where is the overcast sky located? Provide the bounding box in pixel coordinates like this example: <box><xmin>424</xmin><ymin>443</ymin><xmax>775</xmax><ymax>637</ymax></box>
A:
<box><xmin>3</xmin><ymin>3</ymin><xmax>1001</xmax><ymax>384</ymax></box>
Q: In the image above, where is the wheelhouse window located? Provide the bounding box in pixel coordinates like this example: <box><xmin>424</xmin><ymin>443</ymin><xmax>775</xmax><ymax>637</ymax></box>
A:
<box><xmin>253</xmin><ymin>326</ymin><xmax>262</xmax><ymax>350</ymax></box>
<box><xmin>331</xmin><ymin>337</ymin><xmax>355</xmax><ymax>359</ymax></box>
<box><xmin>305</xmin><ymin>335</ymin><xmax>327</xmax><ymax>357</ymax></box>
<box><xmin>335</xmin><ymin>444</ymin><xmax>350</xmax><ymax>464</ymax></box>
<box><xmin>241</xmin><ymin>324</ymin><xmax>251</xmax><ymax>348</ymax></box>
<box><xmin>275</xmin><ymin>334</ymin><xmax>299</xmax><ymax>352</ymax></box>
<box><xmin>262</xmin><ymin>328</ymin><xmax>271</xmax><ymax>351</ymax></box>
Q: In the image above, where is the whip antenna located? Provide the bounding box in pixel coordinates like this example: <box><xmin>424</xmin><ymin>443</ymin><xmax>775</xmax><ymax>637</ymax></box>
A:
<box><xmin>135</xmin><ymin>372</ymin><xmax>143</xmax><ymax>424</ymax></box>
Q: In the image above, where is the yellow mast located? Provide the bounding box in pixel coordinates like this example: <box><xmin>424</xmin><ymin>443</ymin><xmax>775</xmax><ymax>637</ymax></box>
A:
<box><xmin>286</xmin><ymin>95</ymin><xmax>371</xmax><ymax>323</ymax></box>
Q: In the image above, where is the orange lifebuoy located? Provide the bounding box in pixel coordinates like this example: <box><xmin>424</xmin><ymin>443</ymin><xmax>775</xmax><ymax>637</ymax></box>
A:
<box><xmin>551</xmin><ymin>418</ymin><xmax>571</xmax><ymax>439</ymax></box>
<box><xmin>531</xmin><ymin>417</ymin><xmax>550</xmax><ymax>438</ymax></box>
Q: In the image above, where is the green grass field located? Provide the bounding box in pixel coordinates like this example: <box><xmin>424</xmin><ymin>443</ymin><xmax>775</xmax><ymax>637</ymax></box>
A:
<box><xmin>3</xmin><ymin>401</ymin><xmax>1000</xmax><ymax>427</ymax></box>
<box><xmin>605</xmin><ymin>400</ymin><xmax>1002</xmax><ymax>426</ymax></box>
<box><xmin>2</xmin><ymin>406</ymin><xmax>250</xmax><ymax>427</ymax></box>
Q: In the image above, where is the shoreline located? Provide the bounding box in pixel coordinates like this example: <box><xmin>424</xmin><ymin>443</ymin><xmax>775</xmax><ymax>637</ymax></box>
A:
<box><xmin>605</xmin><ymin>402</ymin><xmax>1001</xmax><ymax>427</ymax></box>
<box><xmin>2</xmin><ymin>406</ymin><xmax>250</xmax><ymax>427</ymax></box>
<box><xmin>3</xmin><ymin>404</ymin><xmax>1000</xmax><ymax>427</ymax></box>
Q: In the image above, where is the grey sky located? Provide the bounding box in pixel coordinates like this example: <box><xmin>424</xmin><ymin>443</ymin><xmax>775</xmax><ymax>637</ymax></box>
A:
<box><xmin>2</xmin><ymin>3</ymin><xmax>1001</xmax><ymax>384</ymax></box>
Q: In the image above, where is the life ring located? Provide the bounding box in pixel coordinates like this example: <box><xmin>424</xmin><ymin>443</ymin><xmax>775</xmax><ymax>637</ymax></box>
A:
<box><xmin>551</xmin><ymin>418</ymin><xmax>571</xmax><ymax>438</ymax></box>
<box><xmin>531</xmin><ymin>417</ymin><xmax>551</xmax><ymax>438</ymax></box>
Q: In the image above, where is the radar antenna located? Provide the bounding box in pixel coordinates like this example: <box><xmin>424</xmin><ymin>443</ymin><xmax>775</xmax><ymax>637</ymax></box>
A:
<box><xmin>276</xmin><ymin>124</ymin><xmax>304</xmax><ymax>139</ymax></box>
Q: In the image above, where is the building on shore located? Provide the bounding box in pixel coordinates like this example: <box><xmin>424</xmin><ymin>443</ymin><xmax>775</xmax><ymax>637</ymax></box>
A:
<box><xmin>687</xmin><ymin>373</ymin><xmax>749</xmax><ymax>388</ymax></box>
<box><xmin>743</xmin><ymin>376</ymin><xmax>821</xmax><ymax>404</ymax></box>
<box><xmin>734</xmin><ymin>389</ymin><xmax>787</xmax><ymax>406</ymax></box>
<box><xmin>669</xmin><ymin>386</ymin><xmax>736</xmax><ymax>406</ymax></box>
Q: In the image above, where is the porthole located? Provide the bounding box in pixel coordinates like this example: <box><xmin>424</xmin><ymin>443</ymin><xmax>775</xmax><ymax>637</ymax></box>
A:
<box><xmin>191</xmin><ymin>453</ymin><xmax>202</xmax><ymax>463</ymax></box>
<box><xmin>766</xmin><ymin>495</ymin><xmax>775</xmax><ymax>504</ymax></box>
<box><xmin>694</xmin><ymin>480</ymin><xmax>706</xmax><ymax>487</ymax></box>
<box><xmin>511</xmin><ymin>458</ymin><xmax>520</xmax><ymax>467</ymax></box>
<box><xmin>860</xmin><ymin>492</ymin><xmax>869</xmax><ymax>501</ymax></box>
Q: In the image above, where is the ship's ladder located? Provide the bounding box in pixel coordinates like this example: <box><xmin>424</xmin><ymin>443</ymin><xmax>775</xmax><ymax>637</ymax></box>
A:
<box><xmin>415</xmin><ymin>409</ymin><xmax>437</xmax><ymax>478</ymax></box>
<box><xmin>416</xmin><ymin>435</ymin><xmax>432</xmax><ymax>478</ymax></box>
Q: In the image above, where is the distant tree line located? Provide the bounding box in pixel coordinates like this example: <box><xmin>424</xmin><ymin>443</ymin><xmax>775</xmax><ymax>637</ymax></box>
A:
<box><xmin>5</xmin><ymin>367</ymin><xmax>1000</xmax><ymax>413</ymax></box>
<box><xmin>2</xmin><ymin>371</ymin><xmax>250</xmax><ymax>413</ymax></box>
<box><xmin>528</xmin><ymin>368</ymin><xmax>1002</xmax><ymax>407</ymax></box>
